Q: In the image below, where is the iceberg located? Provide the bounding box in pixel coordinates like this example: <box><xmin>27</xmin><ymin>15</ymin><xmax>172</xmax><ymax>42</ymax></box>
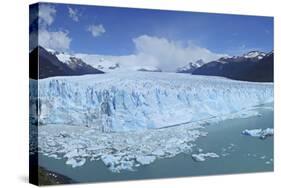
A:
<box><xmin>136</xmin><ymin>156</ymin><xmax>156</xmax><ymax>165</ymax></box>
<box><xmin>191</xmin><ymin>152</ymin><xmax>220</xmax><ymax>162</ymax></box>
<box><xmin>242</xmin><ymin>128</ymin><xmax>273</xmax><ymax>139</ymax></box>
<box><xmin>66</xmin><ymin>158</ymin><xmax>86</xmax><ymax>168</ymax></box>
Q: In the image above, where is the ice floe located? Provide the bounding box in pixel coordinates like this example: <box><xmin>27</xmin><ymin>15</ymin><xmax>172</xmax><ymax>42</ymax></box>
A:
<box><xmin>136</xmin><ymin>156</ymin><xmax>156</xmax><ymax>165</ymax></box>
<box><xmin>66</xmin><ymin>158</ymin><xmax>86</xmax><ymax>168</ymax></box>
<box><xmin>33</xmin><ymin>123</ymin><xmax>206</xmax><ymax>172</ymax></box>
<box><xmin>191</xmin><ymin>152</ymin><xmax>220</xmax><ymax>162</ymax></box>
<box><xmin>242</xmin><ymin>128</ymin><xmax>273</xmax><ymax>139</ymax></box>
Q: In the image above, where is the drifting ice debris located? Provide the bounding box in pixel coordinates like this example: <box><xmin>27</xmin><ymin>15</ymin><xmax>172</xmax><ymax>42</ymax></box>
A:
<box><xmin>66</xmin><ymin>158</ymin><xmax>86</xmax><ymax>168</ymax></box>
<box><xmin>197</xmin><ymin>148</ymin><xmax>203</xmax><ymax>153</ymax></box>
<box><xmin>34</xmin><ymin>124</ymin><xmax>204</xmax><ymax>172</ymax></box>
<box><xmin>241</xmin><ymin>128</ymin><xmax>273</xmax><ymax>139</ymax></box>
<box><xmin>191</xmin><ymin>152</ymin><xmax>219</xmax><ymax>162</ymax></box>
<box><xmin>265</xmin><ymin>161</ymin><xmax>271</xmax><ymax>165</ymax></box>
<box><xmin>136</xmin><ymin>156</ymin><xmax>156</xmax><ymax>165</ymax></box>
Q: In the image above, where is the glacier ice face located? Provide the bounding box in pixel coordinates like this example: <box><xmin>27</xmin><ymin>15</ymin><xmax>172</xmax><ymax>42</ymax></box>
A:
<box><xmin>30</xmin><ymin>72</ymin><xmax>273</xmax><ymax>132</ymax></box>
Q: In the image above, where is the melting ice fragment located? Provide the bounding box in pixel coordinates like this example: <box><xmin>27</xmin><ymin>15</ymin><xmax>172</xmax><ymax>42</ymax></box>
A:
<box><xmin>242</xmin><ymin>128</ymin><xmax>273</xmax><ymax>139</ymax></box>
<box><xmin>136</xmin><ymin>156</ymin><xmax>156</xmax><ymax>165</ymax></box>
<box><xmin>191</xmin><ymin>152</ymin><xmax>220</xmax><ymax>162</ymax></box>
<box><xmin>66</xmin><ymin>158</ymin><xmax>86</xmax><ymax>168</ymax></box>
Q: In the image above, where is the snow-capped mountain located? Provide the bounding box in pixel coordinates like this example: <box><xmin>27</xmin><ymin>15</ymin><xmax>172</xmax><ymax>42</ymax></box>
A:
<box><xmin>47</xmin><ymin>49</ymin><xmax>104</xmax><ymax>75</ymax></box>
<box><xmin>193</xmin><ymin>51</ymin><xmax>273</xmax><ymax>82</ymax></box>
<box><xmin>217</xmin><ymin>50</ymin><xmax>267</xmax><ymax>64</ymax></box>
<box><xmin>243</xmin><ymin>51</ymin><xmax>266</xmax><ymax>59</ymax></box>
<box><xmin>176</xmin><ymin>59</ymin><xmax>205</xmax><ymax>73</ymax></box>
<box><xmin>75</xmin><ymin>53</ymin><xmax>162</xmax><ymax>73</ymax></box>
<box><xmin>29</xmin><ymin>46</ymin><xmax>104</xmax><ymax>79</ymax></box>
<box><xmin>30</xmin><ymin>71</ymin><xmax>273</xmax><ymax>132</ymax></box>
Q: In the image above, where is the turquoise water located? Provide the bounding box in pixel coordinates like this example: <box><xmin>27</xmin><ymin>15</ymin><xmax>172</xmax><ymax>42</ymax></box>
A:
<box><xmin>39</xmin><ymin>104</ymin><xmax>273</xmax><ymax>183</ymax></box>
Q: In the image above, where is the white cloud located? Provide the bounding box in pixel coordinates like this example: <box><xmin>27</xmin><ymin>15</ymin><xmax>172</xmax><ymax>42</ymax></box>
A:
<box><xmin>68</xmin><ymin>7</ymin><xmax>80</xmax><ymax>22</ymax></box>
<box><xmin>38</xmin><ymin>30</ymin><xmax>72</xmax><ymax>51</ymax></box>
<box><xmin>29</xmin><ymin>4</ymin><xmax>72</xmax><ymax>52</ymax></box>
<box><xmin>133</xmin><ymin>35</ymin><xmax>228</xmax><ymax>72</ymax></box>
<box><xmin>76</xmin><ymin>35</ymin><xmax>228</xmax><ymax>73</ymax></box>
<box><xmin>87</xmin><ymin>24</ymin><xmax>106</xmax><ymax>37</ymax></box>
<box><xmin>39</xmin><ymin>4</ymin><xmax>56</xmax><ymax>28</ymax></box>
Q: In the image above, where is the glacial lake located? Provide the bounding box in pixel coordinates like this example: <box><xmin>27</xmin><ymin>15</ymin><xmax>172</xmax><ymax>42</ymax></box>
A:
<box><xmin>38</xmin><ymin>104</ymin><xmax>273</xmax><ymax>183</ymax></box>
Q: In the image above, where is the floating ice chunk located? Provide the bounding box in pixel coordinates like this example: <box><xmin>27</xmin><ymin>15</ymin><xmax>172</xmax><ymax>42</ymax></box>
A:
<box><xmin>64</xmin><ymin>149</ymin><xmax>79</xmax><ymax>159</ymax></box>
<box><xmin>49</xmin><ymin>154</ymin><xmax>59</xmax><ymax>159</ymax></box>
<box><xmin>191</xmin><ymin>152</ymin><xmax>219</xmax><ymax>162</ymax></box>
<box><xmin>101</xmin><ymin>155</ymin><xmax>121</xmax><ymax>168</ymax></box>
<box><xmin>242</xmin><ymin>128</ymin><xmax>273</xmax><ymax>139</ymax></box>
<box><xmin>100</xmin><ymin>155</ymin><xmax>135</xmax><ymax>173</ymax></box>
<box><xmin>136</xmin><ymin>155</ymin><xmax>156</xmax><ymax>165</ymax></box>
<box><xmin>66</xmin><ymin>158</ymin><xmax>86</xmax><ymax>168</ymax></box>
<box><xmin>152</xmin><ymin>149</ymin><xmax>165</xmax><ymax>157</ymax></box>
<box><xmin>114</xmin><ymin>160</ymin><xmax>134</xmax><ymax>172</ymax></box>
<box><xmin>197</xmin><ymin>148</ymin><xmax>203</xmax><ymax>153</ymax></box>
<box><xmin>242</xmin><ymin>129</ymin><xmax>262</xmax><ymax>137</ymax></box>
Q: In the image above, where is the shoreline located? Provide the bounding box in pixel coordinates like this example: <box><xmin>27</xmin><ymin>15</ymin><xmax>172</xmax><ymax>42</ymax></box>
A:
<box><xmin>35</xmin><ymin>166</ymin><xmax>77</xmax><ymax>185</ymax></box>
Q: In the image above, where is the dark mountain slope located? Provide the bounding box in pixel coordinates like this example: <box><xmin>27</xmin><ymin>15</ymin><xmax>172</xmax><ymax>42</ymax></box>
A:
<box><xmin>192</xmin><ymin>52</ymin><xmax>273</xmax><ymax>82</ymax></box>
<box><xmin>29</xmin><ymin>46</ymin><xmax>104</xmax><ymax>79</ymax></box>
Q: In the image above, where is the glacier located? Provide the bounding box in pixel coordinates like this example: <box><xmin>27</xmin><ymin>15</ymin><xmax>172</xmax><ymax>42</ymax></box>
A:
<box><xmin>30</xmin><ymin>72</ymin><xmax>273</xmax><ymax>172</ymax></box>
<box><xmin>30</xmin><ymin>72</ymin><xmax>273</xmax><ymax>132</ymax></box>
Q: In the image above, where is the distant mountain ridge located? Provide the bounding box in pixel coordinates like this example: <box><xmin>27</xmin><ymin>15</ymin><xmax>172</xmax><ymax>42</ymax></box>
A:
<box><xmin>30</xmin><ymin>47</ymin><xmax>273</xmax><ymax>82</ymax></box>
<box><xmin>176</xmin><ymin>59</ymin><xmax>205</xmax><ymax>73</ymax></box>
<box><xmin>29</xmin><ymin>46</ymin><xmax>104</xmax><ymax>79</ymax></box>
<box><xmin>192</xmin><ymin>51</ymin><xmax>273</xmax><ymax>82</ymax></box>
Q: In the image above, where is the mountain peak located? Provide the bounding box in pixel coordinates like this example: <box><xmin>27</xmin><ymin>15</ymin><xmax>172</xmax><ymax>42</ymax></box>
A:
<box><xmin>243</xmin><ymin>51</ymin><xmax>266</xmax><ymax>59</ymax></box>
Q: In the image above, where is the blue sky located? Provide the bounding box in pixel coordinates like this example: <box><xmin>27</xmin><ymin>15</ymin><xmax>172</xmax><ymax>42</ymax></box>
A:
<box><xmin>35</xmin><ymin>3</ymin><xmax>273</xmax><ymax>56</ymax></box>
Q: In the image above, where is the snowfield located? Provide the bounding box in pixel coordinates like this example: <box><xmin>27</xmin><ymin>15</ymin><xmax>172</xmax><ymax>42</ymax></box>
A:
<box><xmin>30</xmin><ymin>72</ymin><xmax>273</xmax><ymax>132</ymax></box>
<box><xmin>30</xmin><ymin>72</ymin><xmax>273</xmax><ymax>172</ymax></box>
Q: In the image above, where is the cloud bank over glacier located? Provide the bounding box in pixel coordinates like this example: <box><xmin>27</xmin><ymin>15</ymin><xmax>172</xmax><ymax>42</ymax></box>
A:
<box><xmin>76</xmin><ymin>35</ymin><xmax>229</xmax><ymax>72</ymax></box>
<box><xmin>132</xmin><ymin>35</ymin><xmax>228</xmax><ymax>72</ymax></box>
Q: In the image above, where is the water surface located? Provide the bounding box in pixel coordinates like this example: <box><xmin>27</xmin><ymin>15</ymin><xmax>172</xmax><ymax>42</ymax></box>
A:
<box><xmin>39</xmin><ymin>104</ymin><xmax>273</xmax><ymax>183</ymax></box>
